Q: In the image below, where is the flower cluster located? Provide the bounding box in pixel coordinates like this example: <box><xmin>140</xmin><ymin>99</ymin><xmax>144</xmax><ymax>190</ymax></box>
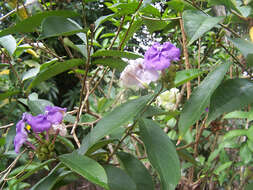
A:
<box><xmin>157</xmin><ymin>88</ymin><xmax>180</xmax><ymax>111</ymax></box>
<box><xmin>14</xmin><ymin>106</ymin><xmax>67</xmax><ymax>154</ymax></box>
<box><xmin>120</xmin><ymin>42</ymin><xmax>180</xmax><ymax>89</ymax></box>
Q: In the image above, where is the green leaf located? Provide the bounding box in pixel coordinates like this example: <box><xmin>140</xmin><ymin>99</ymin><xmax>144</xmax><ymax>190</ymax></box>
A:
<box><xmin>0</xmin><ymin>10</ymin><xmax>79</xmax><ymax>37</ymax></box>
<box><xmin>92</xmin><ymin>50</ymin><xmax>143</xmax><ymax>59</ymax></box>
<box><xmin>28</xmin><ymin>99</ymin><xmax>53</xmax><ymax>115</ymax></box>
<box><xmin>240</xmin><ymin>143</ymin><xmax>252</xmax><ymax>164</ymax></box>
<box><xmin>178</xmin><ymin>63</ymin><xmax>230</xmax><ymax>138</ymax></box>
<box><xmin>0</xmin><ymin>90</ymin><xmax>20</xmax><ymax>101</ymax></box>
<box><xmin>104</xmin><ymin>165</ymin><xmax>137</xmax><ymax>190</ymax></box>
<box><xmin>182</xmin><ymin>10</ymin><xmax>224</xmax><ymax>45</ymax></box>
<box><xmin>143</xmin><ymin>18</ymin><xmax>168</xmax><ymax>33</ymax></box>
<box><xmin>10</xmin><ymin>159</ymin><xmax>55</xmax><ymax>188</ymax></box>
<box><xmin>139</xmin><ymin>119</ymin><xmax>180</xmax><ymax>190</ymax></box>
<box><xmin>95</xmin><ymin>14</ymin><xmax>115</xmax><ymax>30</ymax></box>
<box><xmin>0</xmin><ymin>35</ymin><xmax>17</xmax><ymax>55</ymax></box>
<box><xmin>26</xmin><ymin>59</ymin><xmax>84</xmax><ymax>92</ymax></box>
<box><xmin>214</xmin><ymin>161</ymin><xmax>232</xmax><ymax>175</ymax></box>
<box><xmin>207</xmin><ymin>79</ymin><xmax>253</xmax><ymax>123</ymax></box>
<box><xmin>59</xmin><ymin>151</ymin><xmax>108</xmax><ymax>189</ymax></box>
<box><xmin>92</xmin><ymin>58</ymin><xmax>127</xmax><ymax>71</ymax></box>
<box><xmin>22</xmin><ymin>67</ymin><xmax>40</xmax><ymax>81</ymax></box>
<box><xmin>39</xmin><ymin>17</ymin><xmax>84</xmax><ymax>39</ymax></box>
<box><xmin>78</xmin><ymin>95</ymin><xmax>152</xmax><ymax>154</ymax></box>
<box><xmin>224</xmin><ymin>110</ymin><xmax>253</xmax><ymax>121</ymax></box>
<box><xmin>208</xmin><ymin>0</ymin><xmax>239</xmax><ymax>13</ymax></box>
<box><xmin>223</xmin><ymin>129</ymin><xmax>247</xmax><ymax>141</ymax></box>
<box><xmin>228</xmin><ymin>38</ymin><xmax>253</xmax><ymax>57</ymax></box>
<box><xmin>30</xmin><ymin>164</ymin><xmax>71</xmax><ymax>190</ymax></box>
<box><xmin>174</xmin><ymin>69</ymin><xmax>205</xmax><ymax>87</ymax></box>
<box><xmin>117</xmin><ymin>152</ymin><xmax>154</xmax><ymax>190</ymax></box>
<box><xmin>140</xmin><ymin>4</ymin><xmax>161</xmax><ymax>17</ymax></box>
<box><xmin>167</xmin><ymin>0</ymin><xmax>195</xmax><ymax>12</ymax></box>
<box><xmin>86</xmin><ymin>139</ymin><xmax>118</xmax><ymax>155</ymax></box>
<box><xmin>246</xmin><ymin>182</ymin><xmax>253</xmax><ymax>190</ymax></box>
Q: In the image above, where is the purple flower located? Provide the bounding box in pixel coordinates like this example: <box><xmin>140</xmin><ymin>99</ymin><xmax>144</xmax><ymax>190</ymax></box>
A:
<box><xmin>144</xmin><ymin>42</ymin><xmax>180</xmax><ymax>70</ymax></box>
<box><xmin>14</xmin><ymin>113</ymin><xmax>28</xmax><ymax>153</ymax></box>
<box><xmin>45</xmin><ymin>106</ymin><xmax>66</xmax><ymax>124</ymax></box>
<box><xmin>120</xmin><ymin>59</ymin><xmax>159</xmax><ymax>89</ymax></box>
<box><xmin>26</xmin><ymin>113</ymin><xmax>51</xmax><ymax>133</ymax></box>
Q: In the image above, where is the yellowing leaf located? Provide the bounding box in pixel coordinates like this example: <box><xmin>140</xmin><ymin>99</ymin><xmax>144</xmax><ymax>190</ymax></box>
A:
<box><xmin>250</xmin><ymin>26</ymin><xmax>253</xmax><ymax>42</ymax></box>
<box><xmin>0</xmin><ymin>69</ymin><xmax>10</xmax><ymax>75</ymax></box>
<box><xmin>26</xmin><ymin>49</ymin><xmax>39</xmax><ymax>58</ymax></box>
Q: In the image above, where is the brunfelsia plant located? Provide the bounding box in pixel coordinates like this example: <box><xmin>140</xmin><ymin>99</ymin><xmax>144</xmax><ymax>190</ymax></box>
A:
<box><xmin>14</xmin><ymin>106</ymin><xmax>67</xmax><ymax>160</ymax></box>
<box><xmin>120</xmin><ymin>42</ymin><xmax>180</xmax><ymax>89</ymax></box>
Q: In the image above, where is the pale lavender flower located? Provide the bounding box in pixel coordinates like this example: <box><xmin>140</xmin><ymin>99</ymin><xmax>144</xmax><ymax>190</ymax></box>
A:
<box><xmin>45</xmin><ymin>106</ymin><xmax>66</xmax><ymax>124</ymax></box>
<box><xmin>120</xmin><ymin>59</ymin><xmax>159</xmax><ymax>89</ymax></box>
<box><xmin>144</xmin><ymin>42</ymin><xmax>180</xmax><ymax>70</ymax></box>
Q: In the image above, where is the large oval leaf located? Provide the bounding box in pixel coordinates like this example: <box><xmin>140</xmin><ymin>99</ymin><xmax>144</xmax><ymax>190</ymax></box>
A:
<box><xmin>0</xmin><ymin>10</ymin><xmax>79</xmax><ymax>37</ymax></box>
<box><xmin>26</xmin><ymin>59</ymin><xmax>84</xmax><ymax>92</ymax></box>
<box><xmin>139</xmin><ymin>118</ymin><xmax>180</xmax><ymax>190</ymax></box>
<box><xmin>117</xmin><ymin>152</ymin><xmax>154</xmax><ymax>190</ymax></box>
<box><xmin>207</xmin><ymin>79</ymin><xmax>253</xmax><ymax>123</ymax></box>
<box><xmin>92</xmin><ymin>50</ymin><xmax>143</xmax><ymax>59</ymax></box>
<box><xmin>182</xmin><ymin>10</ymin><xmax>224</xmax><ymax>45</ymax></box>
<box><xmin>0</xmin><ymin>35</ymin><xmax>17</xmax><ymax>55</ymax></box>
<box><xmin>78</xmin><ymin>95</ymin><xmax>152</xmax><ymax>154</ymax></box>
<box><xmin>104</xmin><ymin>165</ymin><xmax>137</xmax><ymax>190</ymax></box>
<box><xmin>39</xmin><ymin>17</ymin><xmax>84</xmax><ymax>39</ymax></box>
<box><xmin>59</xmin><ymin>151</ymin><xmax>108</xmax><ymax>189</ymax></box>
<box><xmin>178</xmin><ymin>63</ymin><xmax>230</xmax><ymax>138</ymax></box>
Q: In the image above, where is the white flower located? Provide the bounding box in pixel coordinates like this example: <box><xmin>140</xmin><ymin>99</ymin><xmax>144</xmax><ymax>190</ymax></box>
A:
<box><xmin>157</xmin><ymin>88</ymin><xmax>180</xmax><ymax>111</ymax></box>
<box><xmin>120</xmin><ymin>59</ymin><xmax>159</xmax><ymax>89</ymax></box>
<box><xmin>49</xmin><ymin>123</ymin><xmax>67</xmax><ymax>136</ymax></box>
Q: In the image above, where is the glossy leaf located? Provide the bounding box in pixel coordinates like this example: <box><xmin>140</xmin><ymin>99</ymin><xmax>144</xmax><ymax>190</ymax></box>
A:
<box><xmin>26</xmin><ymin>59</ymin><xmax>84</xmax><ymax>92</ymax></box>
<box><xmin>0</xmin><ymin>35</ymin><xmax>17</xmax><ymax>55</ymax></box>
<box><xmin>22</xmin><ymin>67</ymin><xmax>40</xmax><ymax>81</ymax></box>
<box><xmin>117</xmin><ymin>152</ymin><xmax>154</xmax><ymax>190</ymax></box>
<box><xmin>31</xmin><ymin>164</ymin><xmax>71</xmax><ymax>190</ymax></box>
<box><xmin>224</xmin><ymin>110</ymin><xmax>253</xmax><ymax>121</ymax></box>
<box><xmin>174</xmin><ymin>69</ymin><xmax>205</xmax><ymax>87</ymax></box>
<box><xmin>28</xmin><ymin>99</ymin><xmax>53</xmax><ymax>115</ymax></box>
<box><xmin>39</xmin><ymin>17</ymin><xmax>84</xmax><ymax>39</ymax></box>
<box><xmin>59</xmin><ymin>151</ymin><xmax>108</xmax><ymax>189</ymax></box>
<box><xmin>92</xmin><ymin>50</ymin><xmax>143</xmax><ymax>59</ymax></box>
<box><xmin>78</xmin><ymin>95</ymin><xmax>152</xmax><ymax>154</ymax></box>
<box><xmin>228</xmin><ymin>38</ymin><xmax>253</xmax><ymax>57</ymax></box>
<box><xmin>178</xmin><ymin>63</ymin><xmax>230</xmax><ymax>138</ymax></box>
<box><xmin>139</xmin><ymin>118</ymin><xmax>180</xmax><ymax>190</ymax></box>
<box><xmin>0</xmin><ymin>11</ymin><xmax>79</xmax><ymax>37</ymax></box>
<box><xmin>104</xmin><ymin>165</ymin><xmax>137</xmax><ymax>190</ymax></box>
<box><xmin>183</xmin><ymin>10</ymin><xmax>224</xmax><ymax>45</ymax></box>
<box><xmin>207</xmin><ymin>79</ymin><xmax>253</xmax><ymax>123</ymax></box>
<box><xmin>92</xmin><ymin>58</ymin><xmax>127</xmax><ymax>71</ymax></box>
<box><xmin>86</xmin><ymin>139</ymin><xmax>117</xmax><ymax>155</ymax></box>
<box><xmin>143</xmin><ymin>18</ymin><xmax>168</xmax><ymax>33</ymax></box>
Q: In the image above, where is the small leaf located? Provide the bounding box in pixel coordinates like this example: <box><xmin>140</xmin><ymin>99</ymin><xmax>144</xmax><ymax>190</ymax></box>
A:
<box><xmin>178</xmin><ymin>63</ymin><xmax>230</xmax><ymax>138</ymax></box>
<box><xmin>0</xmin><ymin>90</ymin><xmax>20</xmax><ymax>101</ymax></box>
<box><xmin>207</xmin><ymin>79</ymin><xmax>253</xmax><ymax>123</ymax></box>
<box><xmin>174</xmin><ymin>69</ymin><xmax>205</xmax><ymax>87</ymax></box>
<box><xmin>223</xmin><ymin>129</ymin><xmax>247</xmax><ymax>141</ymax></box>
<box><xmin>240</xmin><ymin>143</ymin><xmax>252</xmax><ymax>164</ymax></box>
<box><xmin>39</xmin><ymin>17</ymin><xmax>84</xmax><ymax>39</ymax></box>
<box><xmin>104</xmin><ymin>165</ymin><xmax>137</xmax><ymax>190</ymax></box>
<box><xmin>0</xmin><ymin>35</ymin><xmax>17</xmax><ymax>55</ymax></box>
<box><xmin>28</xmin><ymin>99</ymin><xmax>53</xmax><ymax>115</ymax></box>
<box><xmin>0</xmin><ymin>10</ymin><xmax>79</xmax><ymax>37</ymax></box>
<box><xmin>27</xmin><ymin>59</ymin><xmax>84</xmax><ymax>92</ymax></box>
<box><xmin>92</xmin><ymin>50</ymin><xmax>143</xmax><ymax>59</ymax></box>
<box><xmin>78</xmin><ymin>95</ymin><xmax>152</xmax><ymax>154</ymax></box>
<box><xmin>117</xmin><ymin>152</ymin><xmax>154</xmax><ymax>190</ymax></box>
<box><xmin>92</xmin><ymin>58</ymin><xmax>127</xmax><ymax>71</ymax></box>
<box><xmin>59</xmin><ymin>151</ymin><xmax>108</xmax><ymax>189</ymax></box>
<box><xmin>139</xmin><ymin>118</ymin><xmax>180</xmax><ymax>190</ymax></box>
<box><xmin>22</xmin><ymin>67</ymin><xmax>40</xmax><ymax>81</ymax></box>
<box><xmin>183</xmin><ymin>10</ymin><xmax>224</xmax><ymax>45</ymax></box>
<box><xmin>95</xmin><ymin>14</ymin><xmax>115</xmax><ymax>30</ymax></box>
<box><xmin>143</xmin><ymin>18</ymin><xmax>168</xmax><ymax>33</ymax></box>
